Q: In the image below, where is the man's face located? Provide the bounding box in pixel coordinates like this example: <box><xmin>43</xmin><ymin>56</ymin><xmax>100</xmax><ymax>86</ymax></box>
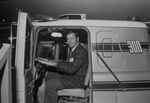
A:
<box><xmin>67</xmin><ymin>33</ymin><xmax>79</xmax><ymax>48</ymax></box>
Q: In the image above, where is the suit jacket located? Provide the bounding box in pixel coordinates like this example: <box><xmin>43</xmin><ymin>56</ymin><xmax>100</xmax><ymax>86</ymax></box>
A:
<box><xmin>56</xmin><ymin>43</ymin><xmax>89</xmax><ymax>88</ymax></box>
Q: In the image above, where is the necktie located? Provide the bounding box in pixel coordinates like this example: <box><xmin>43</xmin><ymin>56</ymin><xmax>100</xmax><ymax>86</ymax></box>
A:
<box><xmin>69</xmin><ymin>49</ymin><xmax>72</xmax><ymax>57</ymax></box>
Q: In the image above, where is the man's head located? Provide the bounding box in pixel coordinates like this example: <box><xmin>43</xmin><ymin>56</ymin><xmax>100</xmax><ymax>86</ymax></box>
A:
<box><xmin>66</xmin><ymin>31</ymin><xmax>79</xmax><ymax>48</ymax></box>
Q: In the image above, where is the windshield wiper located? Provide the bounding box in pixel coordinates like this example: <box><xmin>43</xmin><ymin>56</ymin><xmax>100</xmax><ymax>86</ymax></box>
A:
<box><xmin>95</xmin><ymin>52</ymin><xmax>122</xmax><ymax>85</ymax></box>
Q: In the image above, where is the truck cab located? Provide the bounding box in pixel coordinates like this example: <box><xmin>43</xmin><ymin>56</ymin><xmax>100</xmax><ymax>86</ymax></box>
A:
<box><xmin>15</xmin><ymin>11</ymin><xmax>150</xmax><ymax>103</ymax></box>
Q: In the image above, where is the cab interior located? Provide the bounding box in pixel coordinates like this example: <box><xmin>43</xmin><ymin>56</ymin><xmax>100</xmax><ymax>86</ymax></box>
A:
<box><xmin>33</xmin><ymin>27</ymin><xmax>91</xmax><ymax>103</ymax></box>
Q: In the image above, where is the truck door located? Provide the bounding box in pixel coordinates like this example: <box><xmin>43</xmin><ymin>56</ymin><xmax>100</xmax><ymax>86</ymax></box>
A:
<box><xmin>15</xmin><ymin>11</ymin><xmax>34</xmax><ymax>103</ymax></box>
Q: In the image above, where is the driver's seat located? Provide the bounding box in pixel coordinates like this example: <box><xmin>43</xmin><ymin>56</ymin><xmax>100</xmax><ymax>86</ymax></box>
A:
<box><xmin>57</xmin><ymin>65</ymin><xmax>91</xmax><ymax>103</ymax></box>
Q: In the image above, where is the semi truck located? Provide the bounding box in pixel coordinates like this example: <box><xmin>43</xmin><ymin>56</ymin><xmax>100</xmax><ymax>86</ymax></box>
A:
<box><xmin>1</xmin><ymin>11</ymin><xmax>150</xmax><ymax>103</ymax></box>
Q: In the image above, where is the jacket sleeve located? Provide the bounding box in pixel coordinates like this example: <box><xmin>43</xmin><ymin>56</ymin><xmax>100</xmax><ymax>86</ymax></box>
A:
<box><xmin>56</xmin><ymin>48</ymin><xmax>87</xmax><ymax>75</ymax></box>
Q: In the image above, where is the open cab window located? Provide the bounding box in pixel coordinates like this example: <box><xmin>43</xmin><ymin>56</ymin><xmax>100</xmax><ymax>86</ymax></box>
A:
<box><xmin>35</xmin><ymin>27</ymin><xmax>88</xmax><ymax>61</ymax></box>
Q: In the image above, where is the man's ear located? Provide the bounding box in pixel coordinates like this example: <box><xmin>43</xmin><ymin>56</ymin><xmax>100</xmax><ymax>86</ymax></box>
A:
<box><xmin>77</xmin><ymin>37</ymin><xmax>79</xmax><ymax>42</ymax></box>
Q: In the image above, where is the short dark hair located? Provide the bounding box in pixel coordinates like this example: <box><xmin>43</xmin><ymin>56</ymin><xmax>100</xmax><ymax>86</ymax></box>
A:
<box><xmin>67</xmin><ymin>31</ymin><xmax>79</xmax><ymax>38</ymax></box>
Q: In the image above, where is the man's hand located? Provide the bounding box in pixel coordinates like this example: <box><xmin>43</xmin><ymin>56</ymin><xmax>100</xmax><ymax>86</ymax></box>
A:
<box><xmin>36</xmin><ymin>57</ymin><xmax>57</xmax><ymax>66</ymax></box>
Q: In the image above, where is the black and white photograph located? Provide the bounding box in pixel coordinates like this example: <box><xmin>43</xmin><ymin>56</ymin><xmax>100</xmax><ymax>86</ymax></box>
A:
<box><xmin>0</xmin><ymin>0</ymin><xmax>150</xmax><ymax>103</ymax></box>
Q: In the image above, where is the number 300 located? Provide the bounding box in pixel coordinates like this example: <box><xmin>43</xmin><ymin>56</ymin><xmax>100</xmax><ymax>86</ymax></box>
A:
<box><xmin>127</xmin><ymin>41</ymin><xmax>143</xmax><ymax>53</ymax></box>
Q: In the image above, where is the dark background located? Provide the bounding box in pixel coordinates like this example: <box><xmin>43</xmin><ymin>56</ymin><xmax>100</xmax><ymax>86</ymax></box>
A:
<box><xmin>0</xmin><ymin>0</ymin><xmax>150</xmax><ymax>23</ymax></box>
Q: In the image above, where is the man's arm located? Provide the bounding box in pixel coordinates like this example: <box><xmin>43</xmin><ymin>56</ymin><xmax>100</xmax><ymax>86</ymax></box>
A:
<box><xmin>35</xmin><ymin>57</ymin><xmax>57</xmax><ymax>67</ymax></box>
<box><xmin>56</xmin><ymin>48</ymin><xmax>88</xmax><ymax>75</ymax></box>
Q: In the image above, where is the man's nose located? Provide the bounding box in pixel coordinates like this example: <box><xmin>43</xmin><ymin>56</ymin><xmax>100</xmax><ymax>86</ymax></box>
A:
<box><xmin>67</xmin><ymin>40</ymin><xmax>71</xmax><ymax>43</ymax></box>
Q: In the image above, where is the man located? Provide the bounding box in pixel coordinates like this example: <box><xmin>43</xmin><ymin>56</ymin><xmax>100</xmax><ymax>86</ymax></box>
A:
<box><xmin>38</xmin><ymin>31</ymin><xmax>88</xmax><ymax>103</ymax></box>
